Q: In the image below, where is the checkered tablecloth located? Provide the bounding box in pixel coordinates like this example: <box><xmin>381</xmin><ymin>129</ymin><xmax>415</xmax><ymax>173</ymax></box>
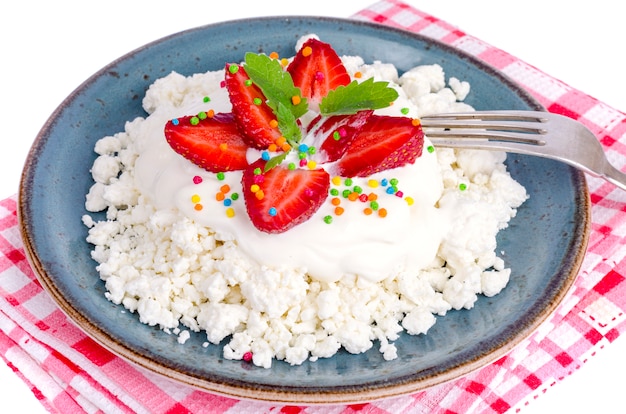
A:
<box><xmin>3</xmin><ymin>0</ymin><xmax>626</xmax><ymax>412</ymax></box>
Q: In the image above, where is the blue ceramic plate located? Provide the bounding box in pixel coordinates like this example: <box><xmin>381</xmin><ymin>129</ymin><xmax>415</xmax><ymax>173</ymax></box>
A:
<box><xmin>19</xmin><ymin>17</ymin><xmax>590</xmax><ymax>404</ymax></box>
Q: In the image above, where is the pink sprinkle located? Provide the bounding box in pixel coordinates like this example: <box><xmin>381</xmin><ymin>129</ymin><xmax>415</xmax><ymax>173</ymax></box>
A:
<box><xmin>395</xmin><ymin>190</ymin><xmax>404</xmax><ymax>198</ymax></box>
<box><xmin>193</xmin><ymin>176</ymin><xmax>203</xmax><ymax>184</ymax></box>
<box><xmin>304</xmin><ymin>189</ymin><xmax>314</xmax><ymax>197</ymax></box>
<box><xmin>243</xmin><ymin>352</ymin><xmax>253</xmax><ymax>362</ymax></box>
<box><xmin>299</xmin><ymin>159</ymin><xmax>308</xmax><ymax>167</ymax></box>
<box><xmin>220</xmin><ymin>80</ymin><xmax>226</xmax><ymax>88</ymax></box>
<box><xmin>253</xmin><ymin>175</ymin><xmax>265</xmax><ymax>184</ymax></box>
<box><xmin>315</xmin><ymin>71</ymin><xmax>324</xmax><ymax>81</ymax></box>
<box><xmin>338</xmin><ymin>127</ymin><xmax>347</xmax><ymax>138</ymax></box>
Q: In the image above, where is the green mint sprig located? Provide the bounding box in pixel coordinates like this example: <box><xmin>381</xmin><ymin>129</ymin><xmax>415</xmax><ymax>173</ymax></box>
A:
<box><xmin>319</xmin><ymin>78</ymin><xmax>399</xmax><ymax>116</ymax></box>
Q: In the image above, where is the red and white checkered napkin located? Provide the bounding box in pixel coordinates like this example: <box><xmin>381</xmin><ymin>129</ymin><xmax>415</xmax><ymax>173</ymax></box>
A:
<box><xmin>3</xmin><ymin>1</ymin><xmax>626</xmax><ymax>412</ymax></box>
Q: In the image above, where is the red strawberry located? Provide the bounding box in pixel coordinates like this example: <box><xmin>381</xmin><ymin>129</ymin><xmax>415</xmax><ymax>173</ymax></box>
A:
<box><xmin>287</xmin><ymin>38</ymin><xmax>351</xmax><ymax>109</ymax></box>
<box><xmin>308</xmin><ymin>110</ymin><xmax>373</xmax><ymax>162</ymax></box>
<box><xmin>225</xmin><ymin>63</ymin><xmax>282</xmax><ymax>149</ymax></box>
<box><xmin>164</xmin><ymin>112</ymin><xmax>249</xmax><ymax>173</ymax></box>
<box><xmin>242</xmin><ymin>159</ymin><xmax>330</xmax><ymax>233</ymax></box>
<box><xmin>333</xmin><ymin>115</ymin><xmax>424</xmax><ymax>177</ymax></box>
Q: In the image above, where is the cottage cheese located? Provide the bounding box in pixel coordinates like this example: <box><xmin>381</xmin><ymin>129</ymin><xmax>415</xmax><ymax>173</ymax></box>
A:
<box><xmin>83</xmin><ymin>35</ymin><xmax>527</xmax><ymax>368</ymax></box>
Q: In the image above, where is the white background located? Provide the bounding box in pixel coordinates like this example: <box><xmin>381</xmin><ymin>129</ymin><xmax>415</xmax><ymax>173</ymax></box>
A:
<box><xmin>2</xmin><ymin>1</ymin><xmax>625</xmax><ymax>412</ymax></box>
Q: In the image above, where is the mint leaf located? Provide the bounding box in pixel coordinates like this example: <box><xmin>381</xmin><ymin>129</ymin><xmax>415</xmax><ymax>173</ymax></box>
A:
<box><xmin>243</xmin><ymin>53</ymin><xmax>308</xmax><ymax>119</ymax></box>
<box><xmin>319</xmin><ymin>78</ymin><xmax>399</xmax><ymax>116</ymax></box>
<box><xmin>276</xmin><ymin>102</ymin><xmax>302</xmax><ymax>144</ymax></box>
<box><xmin>264</xmin><ymin>152</ymin><xmax>288</xmax><ymax>172</ymax></box>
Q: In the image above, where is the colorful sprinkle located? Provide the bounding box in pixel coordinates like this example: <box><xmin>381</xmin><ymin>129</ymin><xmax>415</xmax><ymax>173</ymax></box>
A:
<box><xmin>269</xmin><ymin>119</ymin><xmax>279</xmax><ymax>128</ymax></box>
<box><xmin>334</xmin><ymin>206</ymin><xmax>344</xmax><ymax>216</ymax></box>
<box><xmin>193</xmin><ymin>176</ymin><xmax>203</xmax><ymax>184</ymax></box>
<box><xmin>323</xmin><ymin>215</ymin><xmax>333</xmax><ymax>224</ymax></box>
<box><xmin>378</xmin><ymin>208</ymin><xmax>388</xmax><ymax>218</ymax></box>
<box><xmin>302</xmin><ymin>46</ymin><xmax>313</xmax><ymax>57</ymax></box>
<box><xmin>190</xmin><ymin>116</ymin><xmax>200</xmax><ymax>126</ymax></box>
<box><xmin>253</xmin><ymin>97</ymin><xmax>262</xmax><ymax>105</ymax></box>
<box><xmin>191</xmin><ymin>194</ymin><xmax>201</xmax><ymax>203</ymax></box>
<box><xmin>216</xmin><ymin>172</ymin><xmax>225</xmax><ymax>180</ymax></box>
<box><xmin>194</xmin><ymin>204</ymin><xmax>203</xmax><ymax>211</ymax></box>
<box><xmin>269</xmin><ymin>51</ymin><xmax>279</xmax><ymax>60</ymax></box>
<box><xmin>331</xmin><ymin>176</ymin><xmax>342</xmax><ymax>186</ymax></box>
<box><xmin>243</xmin><ymin>351</ymin><xmax>253</xmax><ymax>362</ymax></box>
<box><xmin>405</xmin><ymin>196</ymin><xmax>414</xmax><ymax>206</ymax></box>
<box><xmin>427</xmin><ymin>145</ymin><xmax>435</xmax><ymax>153</ymax></box>
<box><xmin>291</xmin><ymin>95</ymin><xmax>302</xmax><ymax>105</ymax></box>
<box><xmin>354</xmin><ymin>71</ymin><xmax>362</xmax><ymax>78</ymax></box>
<box><xmin>172</xmin><ymin>118</ymin><xmax>180</xmax><ymax>126</ymax></box>
<box><xmin>401</xmin><ymin>107</ymin><xmax>410</xmax><ymax>115</ymax></box>
<box><xmin>228</xmin><ymin>64</ymin><xmax>239</xmax><ymax>74</ymax></box>
<box><xmin>261</xmin><ymin>151</ymin><xmax>270</xmax><ymax>161</ymax></box>
<box><xmin>203</xmin><ymin>96</ymin><xmax>210</xmax><ymax>103</ymax></box>
<box><xmin>225</xmin><ymin>207</ymin><xmax>235</xmax><ymax>218</ymax></box>
<box><xmin>269</xmin><ymin>207</ymin><xmax>277</xmax><ymax>216</ymax></box>
<box><xmin>459</xmin><ymin>183</ymin><xmax>467</xmax><ymax>191</ymax></box>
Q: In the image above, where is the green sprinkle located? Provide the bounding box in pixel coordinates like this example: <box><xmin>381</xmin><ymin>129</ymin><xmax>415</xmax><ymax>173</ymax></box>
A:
<box><xmin>216</xmin><ymin>172</ymin><xmax>225</xmax><ymax>180</ymax></box>
<box><xmin>228</xmin><ymin>64</ymin><xmax>239</xmax><ymax>74</ymax></box>
<box><xmin>323</xmin><ymin>215</ymin><xmax>333</xmax><ymax>224</ymax></box>
<box><xmin>370</xmin><ymin>200</ymin><xmax>379</xmax><ymax>210</ymax></box>
<box><xmin>298</xmin><ymin>152</ymin><xmax>307</xmax><ymax>160</ymax></box>
<box><xmin>333</xmin><ymin>131</ymin><xmax>341</xmax><ymax>141</ymax></box>
<box><xmin>203</xmin><ymin>96</ymin><xmax>211</xmax><ymax>103</ymax></box>
<box><xmin>253</xmin><ymin>167</ymin><xmax>262</xmax><ymax>175</ymax></box>
<box><xmin>253</xmin><ymin>97</ymin><xmax>263</xmax><ymax>105</ymax></box>
<box><xmin>307</xmin><ymin>146</ymin><xmax>316</xmax><ymax>155</ymax></box>
<box><xmin>344</xmin><ymin>178</ymin><xmax>353</xmax><ymax>186</ymax></box>
<box><xmin>244</xmin><ymin>79</ymin><xmax>253</xmax><ymax>86</ymax></box>
<box><xmin>353</xmin><ymin>185</ymin><xmax>363</xmax><ymax>194</ymax></box>
<box><xmin>330</xmin><ymin>188</ymin><xmax>339</xmax><ymax>196</ymax></box>
<box><xmin>231</xmin><ymin>193</ymin><xmax>239</xmax><ymax>201</ymax></box>
<box><xmin>427</xmin><ymin>145</ymin><xmax>435</xmax><ymax>153</ymax></box>
<box><xmin>190</xmin><ymin>116</ymin><xmax>200</xmax><ymax>125</ymax></box>
<box><xmin>401</xmin><ymin>107</ymin><xmax>410</xmax><ymax>115</ymax></box>
<box><xmin>288</xmin><ymin>162</ymin><xmax>296</xmax><ymax>170</ymax></box>
<box><xmin>197</xmin><ymin>111</ymin><xmax>207</xmax><ymax>120</ymax></box>
<box><xmin>342</xmin><ymin>189</ymin><xmax>352</xmax><ymax>198</ymax></box>
<box><xmin>459</xmin><ymin>183</ymin><xmax>467</xmax><ymax>191</ymax></box>
<box><xmin>389</xmin><ymin>178</ymin><xmax>399</xmax><ymax>186</ymax></box>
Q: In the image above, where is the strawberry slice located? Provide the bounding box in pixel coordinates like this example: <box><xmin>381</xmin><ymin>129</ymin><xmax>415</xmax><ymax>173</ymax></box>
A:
<box><xmin>242</xmin><ymin>159</ymin><xmax>330</xmax><ymax>233</ymax></box>
<box><xmin>333</xmin><ymin>115</ymin><xmax>424</xmax><ymax>177</ymax></box>
<box><xmin>287</xmin><ymin>38</ymin><xmax>351</xmax><ymax>109</ymax></box>
<box><xmin>164</xmin><ymin>112</ymin><xmax>249</xmax><ymax>173</ymax></box>
<box><xmin>224</xmin><ymin>63</ymin><xmax>282</xmax><ymax>149</ymax></box>
<box><xmin>308</xmin><ymin>110</ymin><xmax>373</xmax><ymax>162</ymax></box>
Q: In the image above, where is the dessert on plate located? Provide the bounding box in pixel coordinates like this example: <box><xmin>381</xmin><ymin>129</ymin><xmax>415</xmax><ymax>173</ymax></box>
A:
<box><xmin>83</xmin><ymin>34</ymin><xmax>528</xmax><ymax>368</ymax></box>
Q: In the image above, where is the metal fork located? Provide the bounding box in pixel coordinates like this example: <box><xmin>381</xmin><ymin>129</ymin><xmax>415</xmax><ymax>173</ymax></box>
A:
<box><xmin>420</xmin><ymin>110</ymin><xmax>626</xmax><ymax>191</ymax></box>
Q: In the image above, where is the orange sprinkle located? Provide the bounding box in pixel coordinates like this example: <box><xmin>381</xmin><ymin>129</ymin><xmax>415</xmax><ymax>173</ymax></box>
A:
<box><xmin>331</xmin><ymin>197</ymin><xmax>341</xmax><ymax>206</ymax></box>
<box><xmin>378</xmin><ymin>208</ymin><xmax>388</xmax><ymax>218</ymax></box>
<box><xmin>219</xmin><ymin>143</ymin><xmax>228</xmax><ymax>151</ymax></box>
<box><xmin>269</xmin><ymin>119</ymin><xmax>279</xmax><ymax>128</ymax></box>
<box><xmin>207</xmin><ymin>109</ymin><xmax>215</xmax><ymax>118</ymax></box>
<box><xmin>354</xmin><ymin>71</ymin><xmax>362</xmax><ymax>78</ymax></box>
<box><xmin>412</xmin><ymin>118</ymin><xmax>421</xmax><ymax>127</ymax></box>
<box><xmin>276</xmin><ymin>136</ymin><xmax>287</xmax><ymax>146</ymax></box>
<box><xmin>281</xmin><ymin>143</ymin><xmax>292</xmax><ymax>152</ymax></box>
<box><xmin>291</xmin><ymin>95</ymin><xmax>301</xmax><ymax>105</ymax></box>
<box><xmin>302</xmin><ymin>46</ymin><xmax>313</xmax><ymax>57</ymax></box>
<box><xmin>268</xmin><ymin>143</ymin><xmax>278</xmax><ymax>152</ymax></box>
<box><xmin>348</xmin><ymin>192</ymin><xmax>359</xmax><ymax>202</ymax></box>
<box><xmin>334</xmin><ymin>206</ymin><xmax>344</xmax><ymax>216</ymax></box>
<box><xmin>255</xmin><ymin>190</ymin><xmax>265</xmax><ymax>200</ymax></box>
<box><xmin>363</xmin><ymin>207</ymin><xmax>373</xmax><ymax>215</ymax></box>
<box><xmin>215</xmin><ymin>192</ymin><xmax>225</xmax><ymax>201</ymax></box>
<box><xmin>269</xmin><ymin>51</ymin><xmax>279</xmax><ymax>59</ymax></box>
<box><xmin>220</xmin><ymin>184</ymin><xmax>230</xmax><ymax>194</ymax></box>
<box><xmin>194</xmin><ymin>204</ymin><xmax>203</xmax><ymax>211</ymax></box>
<box><xmin>368</xmin><ymin>193</ymin><xmax>378</xmax><ymax>201</ymax></box>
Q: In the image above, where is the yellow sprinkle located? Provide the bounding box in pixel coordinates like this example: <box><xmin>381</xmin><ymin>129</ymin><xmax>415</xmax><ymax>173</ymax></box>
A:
<box><xmin>191</xmin><ymin>194</ymin><xmax>201</xmax><ymax>203</ymax></box>
<box><xmin>280</xmin><ymin>58</ymin><xmax>289</xmax><ymax>67</ymax></box>
<box><xmin>194</xmin><ymin>204</ymin><xmax>203</xmax><ymax>211</ymax></box>
<box><xmin>250</xmin><ymin>184</ymin><xmax>260</xmax><ymax>193</ymax></box>
<box><xmin>225</xmin><ymin>207</ymin><xmax>235</xmax><ymax>218</ymax></box>
<box><xmin>269</xmin><ymin>119</ymin><xmax>279</xmax><ymax>128</ymax></box>
<box><xmin>331</xmin><ymin>176</ymin><xmax>342</xmax><ymax>186</ymax></box>
<box><xmin>367</xmin><ymin>179</ymin><xmax>379</xmax><ymax>188</ymax></box>
<box><xmin>269</xmin><ymin>51</ymin><xmax>279</xmax><ymax>59</ymax></box>
<box><xmin>291</xmin><ymin>95</ymin><xmax>301</xmax><ymax>105</ymax></box>
<box><xmin>307</xmin><ymin>160</ymin><xmax>317</xmax><ymax>169</ymax></box>
<box><xmin>219</xmin><ymin>143</ymin><xmax>228</xmax><ymax>151</ymax></box>
<box><xmin>302</xmin><ymin>46</ymin><xmax>313</xmax><ymax>57</ymax></box>
<box><xmin>405</xmin><ymin>196</ymin><xmax>414</xmax><ymax>206</ymax></box>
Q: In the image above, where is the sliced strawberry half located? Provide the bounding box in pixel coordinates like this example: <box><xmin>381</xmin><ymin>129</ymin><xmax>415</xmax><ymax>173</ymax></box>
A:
<box><xmin>164</xmin><ymin>112</ymin><xmax>249</xmax><ymax>173</ymax></box>
<box><xmin>224</xmin><ymin>63</ymin><xmax>282</xmax><ymax>149</ymax></box>
<box><xmin>333</xmin><ymin>115</ymin><xmax>424</xmax><ymax>177</ymax></box>
<box><xmin>242</xmin><ymin>159</ymin><xmax>330</xmax><ymax>233</ymax></box>
<box><xmin>309</xmin><ymin>110</ymin><xmax>373</xmax><ymax>163</ymax></box>
<box><xmin>287</xmin><ymin>38</ymin><xmax>351</xmax><ymax>109</ymax></box>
